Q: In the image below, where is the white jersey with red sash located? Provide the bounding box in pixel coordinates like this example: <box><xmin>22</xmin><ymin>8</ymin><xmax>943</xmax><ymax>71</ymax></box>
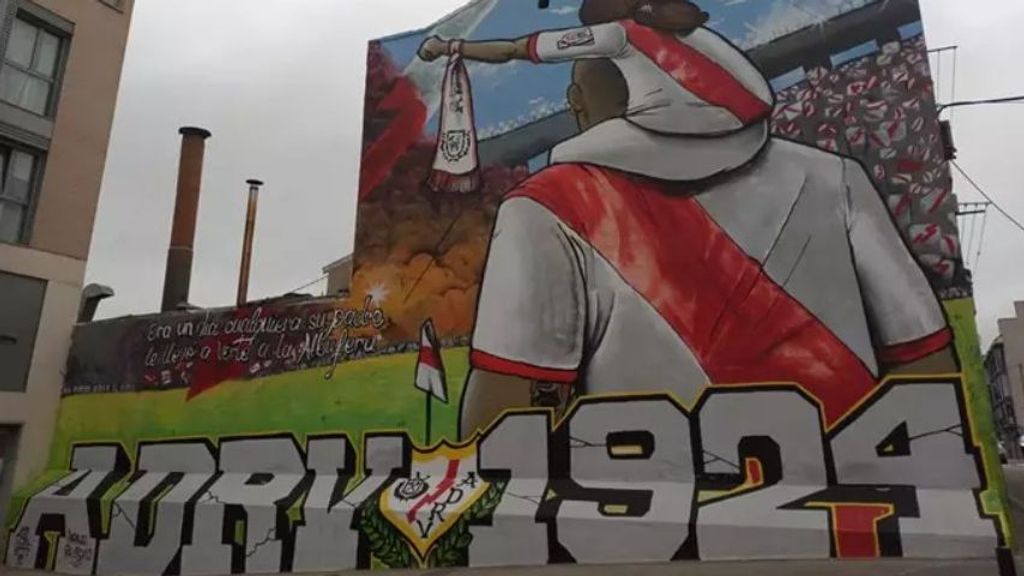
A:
<box><xmin>470</xmin><ymin>139</ymin><xmax>951</xmax><ymax>427</ymax></box>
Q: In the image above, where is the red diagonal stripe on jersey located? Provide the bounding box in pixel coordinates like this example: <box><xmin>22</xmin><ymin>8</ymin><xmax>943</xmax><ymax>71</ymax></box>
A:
<box><xmin>622</xmin><ymin>20</ymin><xmax>770</xmax><ymax>125</ymax></box>
<box><xmin>508</xmin><ymin>165</ymin><xmax>878</xmax><ymax>426</ymax></box>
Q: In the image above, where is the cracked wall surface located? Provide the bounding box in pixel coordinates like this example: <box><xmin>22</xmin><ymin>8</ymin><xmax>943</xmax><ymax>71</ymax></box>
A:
<box><xmin>4</xmin><ymin>382</ymin><xmax>1007</xmax><ymax>573</ymax></box>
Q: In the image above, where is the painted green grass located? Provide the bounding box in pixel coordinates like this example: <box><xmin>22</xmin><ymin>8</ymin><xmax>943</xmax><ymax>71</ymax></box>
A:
<box><xmin>6</xmin><ymin>350</ymin><xmax>468</xmax><ymax>532</ymax></box>
<box><xmin>46</xmin><ymin>348</ymin><xmax>470</xmax><ymax>471</ymax></box>
<box><xmin>4</xmin><ymin>470</ymin><xmax>67</xmax><ymax>529</ymax></box>
<box><xmin>945</xmin><ymin>298</ymin><xmax>1014</xmax><ymax>547</ymax></box>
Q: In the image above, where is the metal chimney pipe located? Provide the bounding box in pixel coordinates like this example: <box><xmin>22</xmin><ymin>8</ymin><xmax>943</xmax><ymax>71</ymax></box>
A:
<box><xmin>237</xmin><ymin>179</ymin><xmax>263</xmax><ymax>307</ymax></box>
<box><xmin>78</xmin><ymin>284</ymin><xmax>115</xmax><ymax>323</ymax></box>
<box><xmin>161</xmin><ymin>126</ymin><xmax>212</xmax><ymax>312</ymax></box>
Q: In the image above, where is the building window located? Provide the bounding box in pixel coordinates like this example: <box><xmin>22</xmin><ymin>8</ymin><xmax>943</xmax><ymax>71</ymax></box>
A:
<box><xmin>0</xmin><ymin>427</ymin><xmax>19</xmax><ymax>528</ymax></box>
<box><xmin>0</xmin><ymin>271</ymin><xmax>46</xmax><ymax>393</ymax></box>
<box><xmin>0</xmin><ymin>145</ymin><xmax>39</xmax><ymax>244</ymax></box>
<box><xmin>0</xmin><ymin>16</ymin><xmax>65</xmax><ymax>116</ymax></box>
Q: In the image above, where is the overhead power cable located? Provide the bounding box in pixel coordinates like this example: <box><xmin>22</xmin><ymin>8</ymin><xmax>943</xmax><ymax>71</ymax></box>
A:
<box><xmin>287</xmin><ymin>274</ymin><xmax>328</xmax><ymax>296</ymax></box>
<box><xmin>956</xmin><ymin>202</ymin><xmax>994</xmax><ymax>269</ymax></box>
<box><xmin>950</xmin><ymin>46</ymin><xmax>958</xmax><ymax>122</ymax></box>
<box><xmin>938</xmin><ymin>95</ymin><xmax>1024</xmax><ymax>112</ymax></box>
<box><xmin>974</xmin><ymin>206</ymin><xmax>990</xmax><ymax>268</ymax></box>
<box><xmin>951</xmin><ymin>161</ymin><xmax>1024</xmax><ymax>235</ymax></box>
<box><xmin>960</xmin><ymin>209</ymin><xmax>976</xmax><ymax>265</ymax></box>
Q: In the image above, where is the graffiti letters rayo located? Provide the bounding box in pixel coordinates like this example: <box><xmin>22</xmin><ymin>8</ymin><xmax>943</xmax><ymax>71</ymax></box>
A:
<box><xmin>4</xmin><ymin>380</ymin><xmax>1004</xmax><ymax>574</ymax></box>
<box><xmin>4</xmin><ymin>0</ymin><xmax>1012</xmax><ymax>573</ymax></box>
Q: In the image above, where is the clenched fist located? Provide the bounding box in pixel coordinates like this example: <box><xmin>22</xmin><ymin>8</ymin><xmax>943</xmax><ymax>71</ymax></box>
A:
<box><xmin>418</xmin><ymin>36</ymin><xmax>448</xmax><ymax>61</ymax></box>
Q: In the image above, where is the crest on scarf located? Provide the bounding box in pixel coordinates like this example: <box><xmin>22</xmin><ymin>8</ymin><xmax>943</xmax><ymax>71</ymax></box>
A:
<box><xmin>440</xmin><ymin>130</ymin><xmax>472</xmax><ymax>163</ymax></box>
<box><xmin>379</xmin><ymin>443</ymin><xmax>491</xmax><ymax>560</ymax></box>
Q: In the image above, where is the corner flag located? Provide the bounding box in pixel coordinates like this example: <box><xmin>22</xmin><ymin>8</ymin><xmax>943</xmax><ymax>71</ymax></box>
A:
<box><xmin>415</xmin><ymin>319</ymin><xmax>448</xmax><ymax>404</ymax></box>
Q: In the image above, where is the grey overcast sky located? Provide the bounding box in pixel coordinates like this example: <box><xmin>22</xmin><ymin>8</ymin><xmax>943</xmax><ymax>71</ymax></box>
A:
<box><xmin>86</xmin><ymin>0</ymin><xmax>1024</xmax><ymax>347</ymax></box>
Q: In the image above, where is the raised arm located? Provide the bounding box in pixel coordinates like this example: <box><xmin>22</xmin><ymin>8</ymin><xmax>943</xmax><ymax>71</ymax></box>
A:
<box><xmin>419</xmin><ymin>23</ymin><xmax>629</xmax><ymax>65</ymax></box>
<box><xmin>419</xmin><ymin>36</ymin><xmax>531</xmax><ymax>63</ymax></box>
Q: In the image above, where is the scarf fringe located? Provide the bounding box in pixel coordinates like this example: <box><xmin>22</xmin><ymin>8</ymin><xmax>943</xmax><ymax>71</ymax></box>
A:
<box><xmin>428</xmin><ymin>168</ymin><xmax>481</xmax><ymax>194</ymax></box>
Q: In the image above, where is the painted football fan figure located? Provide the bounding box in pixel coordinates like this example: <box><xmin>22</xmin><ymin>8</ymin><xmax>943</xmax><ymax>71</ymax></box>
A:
<box><xmin>420</xmin><ymin>0</ymin><xmax>956</xmax><ymax>437</ymax></box>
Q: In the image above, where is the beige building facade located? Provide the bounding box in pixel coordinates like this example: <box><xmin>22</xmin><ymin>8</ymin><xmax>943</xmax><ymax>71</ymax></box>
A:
<box><xmin>992</xmin><ymin>302</ymin><xmax>1024</xmax><ymax>443</ymax></box>
<box><xmin>322</xmin><ymin>254</ymin><xmax>352</xmax><ymax>297</ymax></box>
<box><xmin>0</xmin><ymin>0</ymin><xmax>133</xmax><ymax>529</ymax></box>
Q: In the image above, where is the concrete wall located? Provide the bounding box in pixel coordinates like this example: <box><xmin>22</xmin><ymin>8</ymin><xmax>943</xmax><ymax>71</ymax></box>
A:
<box><xmin>0</xmin><ymin>244</ymin><xmax>83</xmax><ymax>489</ymax></box>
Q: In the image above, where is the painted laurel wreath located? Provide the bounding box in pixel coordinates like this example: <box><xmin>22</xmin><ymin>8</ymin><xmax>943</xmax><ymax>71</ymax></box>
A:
<box><xmin>359</xmin><ymin>480</ymin><xmax>508</xmax><ymax>568</ymax></box>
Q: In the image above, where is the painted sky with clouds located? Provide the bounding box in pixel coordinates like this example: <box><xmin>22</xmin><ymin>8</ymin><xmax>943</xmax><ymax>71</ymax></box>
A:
<box><xmin>380</xmin><ymin>0</ymin><xmax>885</xmax><ymax>136</ymax></box>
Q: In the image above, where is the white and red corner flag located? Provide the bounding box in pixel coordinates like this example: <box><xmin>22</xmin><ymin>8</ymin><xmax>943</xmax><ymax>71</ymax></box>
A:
<box><xmin>428</xmin><ymin>42</ymin><xmax>481</xmax><ymax>194</ymax></box>
<box><xmin>415</xmin><ymin>319</ymin><xmax>449</xmax><ymax>404</ymax></box>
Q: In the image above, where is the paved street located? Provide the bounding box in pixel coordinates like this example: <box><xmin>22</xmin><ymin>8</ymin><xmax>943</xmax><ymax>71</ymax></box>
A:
<box><xmin>3</xmin><ymin>558</ymin><xmax>1019</xmax><ymax>576</ymax></box>
<box><xmin>345</xmin><ymin>559</ymin><xmax>1013</xmax><ymax>575</ymax></box>
<box><xmin>3</xmin><ymin>558</ymin><xmax>1016</xmax><ymax>576</ymax></box>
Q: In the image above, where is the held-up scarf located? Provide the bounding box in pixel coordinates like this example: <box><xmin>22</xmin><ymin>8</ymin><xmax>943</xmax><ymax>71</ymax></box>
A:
<box><xmin>428</xmin><ymin>41</ymin><xmax>481</xmax><ymax>194</ymax></box>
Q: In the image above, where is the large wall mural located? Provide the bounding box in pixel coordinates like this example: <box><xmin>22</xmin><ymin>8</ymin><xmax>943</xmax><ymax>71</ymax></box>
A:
<box><xmin>4</xmin><ymin>0</ymin><xmax>1013</xmax><ymax>574</ymax></box>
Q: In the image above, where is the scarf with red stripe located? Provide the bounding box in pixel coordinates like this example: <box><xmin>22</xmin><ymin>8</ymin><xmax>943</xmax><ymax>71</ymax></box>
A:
<box><xmin>428</xmin><ymin>42</ymin><xmax>481</xmax><ymax>194</ymax></box>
